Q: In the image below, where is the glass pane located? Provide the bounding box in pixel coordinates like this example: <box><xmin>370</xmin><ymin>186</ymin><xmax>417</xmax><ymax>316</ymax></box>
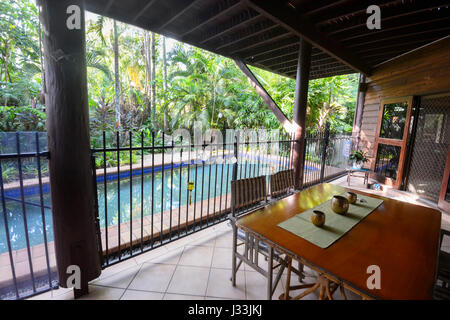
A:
<box><xmin>380</xmin><ymin>101</ymin><xmax>408</xmax><ymax>140</ymax></box>
<box><xmin>374</xmin><ymin>144</ymin><xmax>401</xmax><ymax>181</ymax></box>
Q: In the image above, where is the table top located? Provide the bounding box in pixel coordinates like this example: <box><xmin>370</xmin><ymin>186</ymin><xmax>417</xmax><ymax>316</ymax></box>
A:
<box><xmin>236</xmin><ymin>183</ymin><xmax>442</xmax><ymax>300</ymax></box>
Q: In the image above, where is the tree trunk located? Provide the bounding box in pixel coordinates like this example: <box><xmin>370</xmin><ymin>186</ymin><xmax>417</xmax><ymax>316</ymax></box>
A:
<box><xmin>113</xmin><ymin>20</ymin><xmax>120</xmax><ymax>130</ymax></box>
<box><xmin>151</xmin><ymin>32</ymin><xmax>156</xmax><ymax>128</ymax></box>
<box><xmin>143</xmin><ymin>30</ymin><xmax>152</xmax><ymax>122</ymax></box>
<box><xmin>162</xmin><ymin>36</ymin><xmax>168</xmax><ymax>131</ymax></box>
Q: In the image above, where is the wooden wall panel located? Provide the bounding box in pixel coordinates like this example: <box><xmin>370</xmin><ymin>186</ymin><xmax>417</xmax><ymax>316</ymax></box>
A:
<box><xmin>358</xmin><ymin>37</ymin><xmax>450</xmax><ymax>164</ymax></box>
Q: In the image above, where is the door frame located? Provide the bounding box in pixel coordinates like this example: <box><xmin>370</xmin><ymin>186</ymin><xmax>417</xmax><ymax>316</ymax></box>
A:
<box><xmin>372</xmin><ymin>96</ymin><xmax>414</xmax><ymax>189</ymax></box>
<box><xmin>438</xmin><ymin>144</ymin><xmax>450</xmax><ymax>213</ymax></box>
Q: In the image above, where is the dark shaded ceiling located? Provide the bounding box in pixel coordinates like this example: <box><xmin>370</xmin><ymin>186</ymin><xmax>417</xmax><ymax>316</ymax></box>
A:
<box><xmin>84</xmin><ymin>0</ymin><xmax>450</xmax><ymax>79</ymax></box>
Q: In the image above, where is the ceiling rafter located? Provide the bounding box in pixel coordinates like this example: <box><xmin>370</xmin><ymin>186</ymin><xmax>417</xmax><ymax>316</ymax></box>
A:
<box><xmin>336</xmin><ymin>10</ymin><xmax>450</xmax><ymax>42</ymax></box>
<box><xmin>198</xmin><ymin>9</ymin><xmax>261</xmax><ymax>44</ymax></box>
<box><xmin>312</xmin><ymin>0</ymin><xmax>400</xmax><ymax>26</ymax></box>
<box><xmin>214</xmin><ymin>20</ymin><xmax>278</xmax><ymax>50</ymax></box>
<box><xmin>349</xmin><ymin>28</ymin><xmax>450</xmax><ymax>49</ymax></box>
<box><xmin>342</xmin><ymin>19</ymin><xmax>450</xmax><ymax>46</ymax></box>
<box><xmin>156</xmin><ymin>0</ymin><xmax>202</xmax><ymax>31</ymax></box>
<box><xmin>242</xmin><ymin>36</ymin><xmax>300</xmax><ymax>60</ymax></box>
<box><xmin>227</xmin><ymin>28</ymin><xmax>292</xmax><ymax>55</ymax></box>
<box><xmin>245</xmin><ymin>0</ymin><xmax>371</xmax><ymax>75</ymax></box>
<box><xmin>132</xmin><ymin>0</ymin><xmax>159</xmax><ymax>23</ymax></box>
<box><xmin>355</xmin><ymin>38</ymin><xmax>438</xmax><ymax>54</ymax></box>
<box><xmin>320</xmin><ymin>1</ymin><xmax>449</xmax><ymax>34</ymax></box>
<box><xmin>180</xmin><ymin>0</ymin><xmax>241</xmax><ymax>39</ymax></box>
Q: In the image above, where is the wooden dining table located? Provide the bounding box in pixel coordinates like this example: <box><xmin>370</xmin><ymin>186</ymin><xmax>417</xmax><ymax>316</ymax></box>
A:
<box><xmin>235</xmin><ymin>183</ymin><xmax>442</xmax><ymax>300</ymax></box>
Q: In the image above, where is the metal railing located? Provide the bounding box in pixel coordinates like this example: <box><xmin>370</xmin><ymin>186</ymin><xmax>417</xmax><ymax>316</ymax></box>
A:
<box><xmin>0</xmin><ymin>132</ymin><xmax>57</xmax><ymax>300</ymax></box>
<box><xmin>0</xmin><ymin>128</ymin><xmax>352</xmax><ymax>299</ymax></box>
<box><xmin>303</xmin><ymin>125</ymin><xmax>352</xmax><ymax>187</ymax></box>
<box><xmin>90</xmin><ymin>130</ymin><xmax>296</xmax><ymax>267</ymax></box>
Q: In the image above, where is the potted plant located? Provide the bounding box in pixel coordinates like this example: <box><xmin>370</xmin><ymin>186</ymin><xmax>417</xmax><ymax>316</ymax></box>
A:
<box><xmin>349</xmin><ymin>149</ymin><xmax>369</xmax><ymax>169</ymax></box>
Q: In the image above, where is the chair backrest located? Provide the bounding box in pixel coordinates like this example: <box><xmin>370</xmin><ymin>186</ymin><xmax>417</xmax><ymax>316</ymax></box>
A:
<box><xmin>270</xmin><ymin>169</ymin><xmax>294</xmax><ymax>198</ymax></box>
<box><xmin>231</xmin><ymin>176</ymin><xmax>267</xmax><ymax>217</ymax></box>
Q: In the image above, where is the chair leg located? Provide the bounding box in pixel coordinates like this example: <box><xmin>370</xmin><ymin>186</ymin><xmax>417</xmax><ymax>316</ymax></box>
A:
<box><xmin>267</xmin><ymin>246</ymin><xmax>274</xmax><ymax>300</ymax></box>
<box><xmin>340</xmin><ymin>284</ymin><xmax>347</xmax><ymax>300</ymax></box>
<box><xmin>298</xmin><ymin>261</ymin><xmax>305</xmax><ymax>282</ymax></box>
<box><xmin>231</xmin><ymin>223</ymin><xmax>238</xmax><ymax>287</ymax></box>
<box><xmin>283</xmin><ymin>257</ymin><xmax>292</xmax><ymax>300</ymax></box>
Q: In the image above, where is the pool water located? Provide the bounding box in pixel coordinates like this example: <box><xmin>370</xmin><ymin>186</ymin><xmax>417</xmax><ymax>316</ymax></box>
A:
<box><xmin>1</xmin><ymin>162</ymin><xmax>292</xmax><ymax>253</ymax></box>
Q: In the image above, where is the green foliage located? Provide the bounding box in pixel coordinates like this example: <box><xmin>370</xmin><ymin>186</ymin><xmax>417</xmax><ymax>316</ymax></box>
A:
<box><xmin>349</xmin><ymin>149</ymin><xmax>369</xmax><ymax>163</ymax></box>
<box><xmin>0</xmin><ymin>105</ymin><xmax>46</xmax><ymax>131</ymax></box>
<box><xmin>0</xmin><ymin>2</ymin><xmax>359</xmax><ymax>139</ymax></box>
<box><xmin>0</xmin><ymin>0</ymin><xmax>41</xmax><ymax>107</ymax></box>
<box><xmin>94</xmin><ymin>150</ymin><xmax>139</xmax><ymax>169</ymax></box>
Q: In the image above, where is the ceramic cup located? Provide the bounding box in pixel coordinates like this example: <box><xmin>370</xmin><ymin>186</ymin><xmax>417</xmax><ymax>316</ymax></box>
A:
<box><xmin>346</xmin><ymin>192</ymin><xmax>357</xmax><ymax>204</ymax></box>
<box><xmin>311</xmin><ymin>210</ymin><xmax>326</xmax><ymax>227</ymax></box>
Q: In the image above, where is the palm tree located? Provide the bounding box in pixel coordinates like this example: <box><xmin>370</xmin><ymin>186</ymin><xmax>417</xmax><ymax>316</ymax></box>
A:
<box><xmin>113</xmin><ymin>20</ymin><xmax>120</xmax><ymax>130</ymax></box>
<box><xmin>167</xmin><ymin>46</ymin><xmax>237</xmax><ymax>130</ymax></box>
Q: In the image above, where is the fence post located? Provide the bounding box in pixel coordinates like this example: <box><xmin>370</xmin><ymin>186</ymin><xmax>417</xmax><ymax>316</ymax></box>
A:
<box><xmin>232</xmin><ymin>131</ymin><xmax>239</xmax><ymax>181</ymax></box>
<box><xmin>90</xmin><ymin>155</ymin><xmax>104</xmax><ymax>267</ymax></box>
<box><xmin>320</xmin><ymin>122</ymin><xmax>331</xmax><ymax>182</ymax></box>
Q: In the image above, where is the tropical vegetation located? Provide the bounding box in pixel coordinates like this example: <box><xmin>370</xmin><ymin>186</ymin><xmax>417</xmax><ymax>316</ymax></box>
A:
<box><xmin>0</xmin><ymin>0</ymin><xmax>358</xmax><ymax>141</ymax></box>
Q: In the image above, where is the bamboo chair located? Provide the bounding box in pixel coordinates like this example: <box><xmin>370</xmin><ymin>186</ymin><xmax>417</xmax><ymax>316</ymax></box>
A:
<box><xmin>434</xmin><ymin>229</ymin><xmax>450</xmax><ymax>300</ymax></box>
<box><xmin>269</xmin><ymin>169</ymin><xmax>295</xmax><ymax>199</ymax></box>
<box><xmin>229</xmin><ymin>176</ymin><xmax>303</xmax><ymax>300</ymax></box>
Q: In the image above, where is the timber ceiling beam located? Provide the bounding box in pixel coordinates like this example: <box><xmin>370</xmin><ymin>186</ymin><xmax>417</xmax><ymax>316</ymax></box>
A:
<box><xmin>234</xmin><ymin>59</ymin><xmax>295</xmax><ymax>132</ymax></box>
<box><xmin>242</xmin><ymin>36</ymin><xmax>299</xmax><ymax>60</ymax></box>
<box><xmin>215</xmin><ymin>20</ymin><xmax>278</xmax><ymax>50</ymax></box>
<box><xmin>156</xmin><ymin>0</ymin><xmax>201</xmax><ymax>32</ymax></box>
<box><xmin>180</xmin><ymin>0</ymin><xmax>241</xmax><ymax>39</ymax></box>
<box><xmin>132</xmin><ymin>0</ymin><xmax>159</xmax><ymax>23</ymax></box>
<box><xmin>245</xmin><ymin>0</ymin><xmax>372</xmax><ymax>76</ymax></box>
<box><xmin>228</xmin><ymin>28</ymin><xmax>291</xmax><ymax>55</ymax></box>
<box><xmin>199</xmin><ymin>10</ymin><xmax>261</xmax><ymax>44</ymax></box>
<box><xmin>321</xmin><ymin>1</ymin><xmax>450</xmax><ymax>34</ymax></box>
<box><xmin>336</xmin><ymin>11</ymin><xmax>450</xmax><ymax>42</ymax></box>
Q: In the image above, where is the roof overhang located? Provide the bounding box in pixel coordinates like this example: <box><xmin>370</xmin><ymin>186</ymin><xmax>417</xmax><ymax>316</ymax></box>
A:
<box><xmin>84</xmin><ymin>0</ymin><xmax>450</xmax><ymax>79</ymax></box>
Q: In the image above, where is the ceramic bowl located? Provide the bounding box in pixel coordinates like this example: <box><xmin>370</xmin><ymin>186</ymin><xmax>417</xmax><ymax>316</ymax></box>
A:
<box><xmin>331</xmin><ymin>195</ymin><xmax>349</xmax><ymax>214</ymax></box>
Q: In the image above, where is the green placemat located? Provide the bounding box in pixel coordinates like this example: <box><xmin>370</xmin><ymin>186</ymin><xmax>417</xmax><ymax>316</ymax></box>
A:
<box><xmin>278</xmin><ymin>193</ymin><xmax>384</xmax><ymax>249</ymax></box>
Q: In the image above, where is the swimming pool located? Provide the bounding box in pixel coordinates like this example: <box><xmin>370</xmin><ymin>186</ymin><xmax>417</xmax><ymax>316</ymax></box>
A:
<box><xmin>1</xmin><ymin>161</ymin><xmax>310</xmax><ymax>254</ymax></box>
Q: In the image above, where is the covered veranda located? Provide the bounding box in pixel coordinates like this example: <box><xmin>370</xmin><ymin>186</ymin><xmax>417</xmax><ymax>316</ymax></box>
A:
<box><xmin>6</xmin><ymin>0</ymin><xmax>449</xmax><ymax>300</ymax></box>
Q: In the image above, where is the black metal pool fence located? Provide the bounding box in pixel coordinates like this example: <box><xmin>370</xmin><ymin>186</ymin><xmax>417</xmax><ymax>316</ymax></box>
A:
<box><xmin>0</xmin><ymin>129</ymin><xmax>351</xmax><ymax>299</ymax></box>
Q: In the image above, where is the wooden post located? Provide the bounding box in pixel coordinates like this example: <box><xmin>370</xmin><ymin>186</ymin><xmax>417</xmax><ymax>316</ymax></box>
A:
<box><xmin>352</xmin><ymin>74</ymin><xmax>367</xmax><ymax>150</ymax></box>
<box><xmin>40</xmin><ymin>0</ymin><xmax>101</xmax><ymax>298</ymax></box>
<box><xmin>292</xmin><ymin>38</ymin><xmax>311</xmax><ymax>189</ymax></box>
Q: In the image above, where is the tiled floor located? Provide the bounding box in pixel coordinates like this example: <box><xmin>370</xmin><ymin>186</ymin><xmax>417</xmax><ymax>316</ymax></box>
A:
<box><xmin>28</xmin><ymin>178</ymin><xmax>450</xmax><ymax>301</ymax></box>
<box><xmin>26</xmin><ymin>221</ymin><xmax>358</xmax><ymax>301</ymax></box>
